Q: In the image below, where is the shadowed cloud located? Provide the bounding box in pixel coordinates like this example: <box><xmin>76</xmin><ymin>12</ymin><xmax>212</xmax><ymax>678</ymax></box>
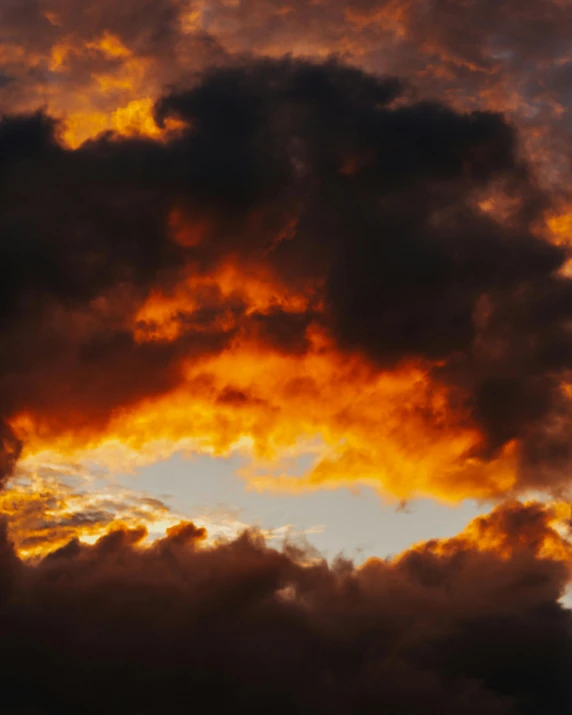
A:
<box><xmin>0</xmin><ymin>500</ymin><xmax>571</xmax><ymax>714</ymax></box>
<box><xmin>1</xmin><ymin>58</ymin><xmax>572</xmax><ymax>498</ymax></box>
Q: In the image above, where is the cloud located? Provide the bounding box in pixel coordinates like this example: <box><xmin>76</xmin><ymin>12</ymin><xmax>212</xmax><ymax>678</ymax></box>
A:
<box><xmin>0</xmin><ymin>463</ymin><xmax>325</xmax><ymax>560</ymax></box>
<box><xmin>2</xmin><ymin>57</ymin><xmax>572</xmax><ymax>499</ymax></box>
<box><xmin>0</xmin><ymin>471</ymin><xmax>178</xmax><ymax>559</ymax></box>
<box><xmin>0</xmin><ymin>499</ymin><xmax>570</xmax><ymax>714</ymax></box>
<box><xmin>3</xmin><ymin>7</ymin><xmax>572</xmax><ymax>712</ymax></box>
<box><xmin>0</xmin><ymin>0</ymin><xmax>223</xmax><ymax>146</ymax></box>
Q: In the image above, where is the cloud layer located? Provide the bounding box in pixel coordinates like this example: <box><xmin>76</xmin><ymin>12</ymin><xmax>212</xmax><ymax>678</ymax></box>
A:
<box><xmin>0</xmin><ymin>500</ymin><xmax>571</xmax><ymax>714</ymax></box>
<box><xmin>3</xmin><ymin>4</ymin><xmax>572</xmax><ymax>712</ymax></box>
<box><xmin>1</xmin><ymin>57</ymin><xmax>572</xmax><ymax>499</ymax></box>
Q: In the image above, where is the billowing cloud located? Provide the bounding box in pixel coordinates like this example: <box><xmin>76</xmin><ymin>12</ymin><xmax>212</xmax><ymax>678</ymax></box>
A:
<box><xmin>3</xmin><ymin>6</ymin><xmax>572</xmax><ymax>710</ymax></box>
<box><xmin>0</xmin><ymin>500</ymin><xmax>570</xmax><ymax>714</ymax></box>
<box><xmin>1</xmin><ymin>57</ymin><xmax>572</xmax><ymax>500</ymax></box>
<box><xmin>3</xmin><ymin>0</ymin><xmax>572</xmax><ymax>171</ymax></box>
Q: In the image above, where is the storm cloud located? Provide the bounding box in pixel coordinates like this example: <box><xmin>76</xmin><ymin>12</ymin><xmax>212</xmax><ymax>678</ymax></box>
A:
<box><xmin>0</xmin><ymin>500</ymin><xmax>571</xmax><ymax>715</ymax></box>
<box><xmin>1</xmin><ymin>58</ymin><xmax>572</xmax><ymax>495</ymax></box>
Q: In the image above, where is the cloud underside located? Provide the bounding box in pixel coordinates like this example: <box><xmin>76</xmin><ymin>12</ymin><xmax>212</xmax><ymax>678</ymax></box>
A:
<box><xmin>0</xmin><ymin>500</ymin><xmax>571</xmax><ymax>715</ymax></box>
<box><xmin>0</xmin><ymin>54</ymin><xmax>572</xmax><ymax>500</ymax></box>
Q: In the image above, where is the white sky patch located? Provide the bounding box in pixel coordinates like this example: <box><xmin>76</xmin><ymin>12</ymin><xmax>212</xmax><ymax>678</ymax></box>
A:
<box><xmin>7</xmin><ymin>457</ymin><xmax>326</xmax><ymax>557</ymax></box>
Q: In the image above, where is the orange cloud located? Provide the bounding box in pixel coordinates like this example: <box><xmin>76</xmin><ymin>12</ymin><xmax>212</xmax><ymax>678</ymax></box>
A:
<box><xmin>0</xmin><ymin>473</ymin><xmax>176</xmax><ymax>560</ymax></box>
<box><xmin>10</xmin><ymin>326</ymin><xmax>516</xmax><ymax>503</ymax></box>
<box><xmin>2</xmin><ymin>43</ymin><xmax>572</xmax><ymax>504</ymax></box>
<box><xmin>403</xmin><ymin>499</ymin><xmax>572</xmax><ymax>564</ymax></box>
<box><xmin>5</xmin><ymin>29</ymin><xmax>183</xmax><ymax>148</ymax></box>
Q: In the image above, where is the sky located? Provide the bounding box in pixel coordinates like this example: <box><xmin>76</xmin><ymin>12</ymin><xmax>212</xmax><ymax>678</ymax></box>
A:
<box><xmin>2</xmin><ymin>0</ymin><xmax>572</xmax><ymax>713</ymax></box>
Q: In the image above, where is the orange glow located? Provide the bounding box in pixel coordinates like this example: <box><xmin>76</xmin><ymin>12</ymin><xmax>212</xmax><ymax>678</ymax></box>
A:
<box><xmin>48</xmin><ymin>42</ymin><xmax>75</xmax><ymax>72</ymax></box>
<box><xmin>0</xmin><ymin>474</ymin><xmax>174</xmax><ymax>560</ymax></box>
<box><xmin>5</xmin><ymin>186</ymin><xmax>522</xmax><ymax>504</ymax></box>
<box><xmin>82</xmin><ymin>244</ymin><xmax>518</xmax><ymax>502</ymax></box>
<box><xmin>402</xmin><ymin>500</ymin><xmax>572</xmax><ymax>564</ymax></box>
<box><xmin>181</xmin><ymin>4</ymin><xmax>206</xmax><ymax>33</ymax></box>
<box><xmin>10</xmin><ymin>330</ymin><xmax>517</xmax><ymax>503</ymax></box>
<box><xmin>60</xmin><ymin>98</ymin><xmax>185</xmax><ymax>148</ymax></box>
<box><xmin>538</xmin><ymin>205</ymin><xmax>572</xmax><ymax>276</ymax></box>
<box><xmin>546</xmin><ymin>208</ymin><xmax>572</xmax><ymax>246</ymax></box>
<box><xmin>87</xmin><ymin>31</ymin><xmax>132</xmax><ymax>59</ymax></box>
<box><xmin>40</xmin><ymin>32</ymin><xmax>179</xmax><ymax>148</ymax></box>
<box><xmin>2</xmin><ymin>15</ymin><xmax>565</xmax><ymax>512</ymax></box>
<box><xmin>50</xmin><ymin>32</ymin><xmax>131</xmax><ymax>73</ymax></box>
<box><xmin>133</xmin><ymin>210</ymin><xmax>313</xmax><ymax>342</ymax></box>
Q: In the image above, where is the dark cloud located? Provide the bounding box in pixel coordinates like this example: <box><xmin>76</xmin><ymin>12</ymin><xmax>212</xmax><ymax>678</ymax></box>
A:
<box><xmin>0</xmin><ymin>422</ymin><xmax>21</xmax><ymax>484</ymax></box>
<box><xmin>156</xmin><ymin>59</ymin><xmax>572</xmax><ymax>490</ymax></box>
<box><xmin>0</xmin><ymin>111</ymin><xmax>59</xmax><ymax>166</ymax></box>
<box><xmin>3</xmin><ymin>0</ymin><xmax>572</xmax><ymax>184</ymax></box>
<box><xmin>2</xmin><ymin>57</ymin><xmax>572</xmax><ymax>492</ymax></box>
<box><xmin>0</xmin><ymin>500</ymin><xmax>570</xmax><ymax>714</ymax></box>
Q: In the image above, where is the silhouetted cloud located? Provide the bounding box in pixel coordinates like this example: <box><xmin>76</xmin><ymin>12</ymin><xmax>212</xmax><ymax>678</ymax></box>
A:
<box><xmin>1</xmin><ymin>59</ymin><xmax>572</xmax><ymax>496</ymax></box>
<box><xmin>0</xmin><ymin>500</ymin><xmax>570</xmax><ymax>714</ymax></box>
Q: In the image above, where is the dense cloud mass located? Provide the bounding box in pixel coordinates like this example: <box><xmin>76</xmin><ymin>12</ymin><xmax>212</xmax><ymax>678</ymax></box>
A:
<box><xmin>1</xmin><ymin>57</ymin><xmax>572</xmax><ymax>495</ymax></box>
<box><xmin>0</xmin><ymin>500</ymin><xmax>570</xmax><ymax>715</ymax></box>
<box><xmin>3</xmin><ymin>2</ymin><xmax>572</xmax><ymax>712</ymax></box>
